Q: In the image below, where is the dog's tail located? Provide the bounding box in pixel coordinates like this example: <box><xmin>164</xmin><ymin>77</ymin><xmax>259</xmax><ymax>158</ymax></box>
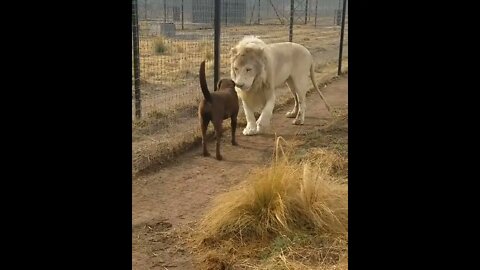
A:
<box><xmin>199</xmin><ymin>61</ymin><xmax>212</xmax><ymax>103</ymax></box>
<box><xmin>310</xmin><ymin>64</ymin><xmax>332</xmax><ymax>113</ymax></box>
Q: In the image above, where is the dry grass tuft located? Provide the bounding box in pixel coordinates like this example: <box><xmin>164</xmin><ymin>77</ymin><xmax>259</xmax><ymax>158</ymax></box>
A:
<box><xmin>199</xmin><ymin>137</ymin><xmax>347</xmax><ymax>242</ymax></box>
<box><xmin>302</xmin><ymin>148</ymin><xmax>348</xmax><ymax>178</ymax></box>
<box><xmin>153</xmin><ymin>37</ymin><xmax>168</xmax><ymax>54</ymax></box>
<box><xmin>195</xmin><ymin>135</ymin><xmax>348</xmax><ymax>269</ymax></box>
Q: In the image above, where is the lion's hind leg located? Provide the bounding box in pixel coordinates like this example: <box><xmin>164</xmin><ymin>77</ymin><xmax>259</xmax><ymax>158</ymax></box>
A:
<box><xmin>289</xmin><ymin>77</ymin><xmax>308</xmax><ymax>125</ymax></box>
<box><xmin>285</xmin><ymin>78</ymin><xmax>299</xmax><ymax>118</ymax></box>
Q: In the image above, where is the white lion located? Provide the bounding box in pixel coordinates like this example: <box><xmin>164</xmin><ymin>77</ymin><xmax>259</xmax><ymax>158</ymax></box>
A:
<box><xmin>230</xmin><ymin>36</ymin><xmax>331</xmax><ymax>136</ymax></box>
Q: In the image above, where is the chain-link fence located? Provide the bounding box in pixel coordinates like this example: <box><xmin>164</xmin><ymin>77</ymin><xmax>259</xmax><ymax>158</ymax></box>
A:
<box><xmin>132</xmin><ymin>0</ymin><xmax>348</xmax><ymax>172</ymax></box>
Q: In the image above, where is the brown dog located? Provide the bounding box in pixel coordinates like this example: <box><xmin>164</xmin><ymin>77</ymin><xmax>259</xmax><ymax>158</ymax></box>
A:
<box><xmin>198</xmin><ymin>61</ymin><xmax>239</xmax><ymax>160</ymax></box>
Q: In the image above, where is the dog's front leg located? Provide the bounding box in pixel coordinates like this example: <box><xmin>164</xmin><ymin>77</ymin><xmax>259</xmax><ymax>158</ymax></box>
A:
<box><xmin>242</xmin><ymin>100</ymin><xmax>258</xmax><ymax>136</ymax></box>
<box><xmin>256</xmin><ymin>90</ymin><xmax>275</xmax><ymax>134</ymax></box>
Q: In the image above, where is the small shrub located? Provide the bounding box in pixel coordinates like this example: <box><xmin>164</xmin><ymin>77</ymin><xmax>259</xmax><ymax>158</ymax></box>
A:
<box><xmin>175</xmin><ymin>44</ymin><xmax>185</xmax><ymax>53</ymax></box>
<box><xmin>205</xmin><ymin>50</ymin><xmax>213</xmax><ymax>61</ymax></box>
<box><xmin>154</xmin><ymin>38</ymin><xmax>168</xmax><ymax>54</ymax></box>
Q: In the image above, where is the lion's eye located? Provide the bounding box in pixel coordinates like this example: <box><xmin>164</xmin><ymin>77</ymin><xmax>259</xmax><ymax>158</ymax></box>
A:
<box><xmin>246</xmin><ymin>68</ymin><xmax>251</xmax><ymax>72</ymax></box>
<box><xmin>234</xmin><ymin>67</ymin><xmax>238</xmax><ymax>71</ymax></box>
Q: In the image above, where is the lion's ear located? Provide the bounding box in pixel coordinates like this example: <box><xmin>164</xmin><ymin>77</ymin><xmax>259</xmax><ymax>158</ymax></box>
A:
<box><xmin>230</xmin><ymin>47</ymin><xmax>238</xmax><ymax>57</ymax></box>
<box><xmin>244</xmin><ymin>46</ymin><xmax>263</xmax><ymax>57</ymax></box>
<box><xmin>257</xmin><ymin>47</ymin><xmax>265</xmax><ymax>56</ymax></box>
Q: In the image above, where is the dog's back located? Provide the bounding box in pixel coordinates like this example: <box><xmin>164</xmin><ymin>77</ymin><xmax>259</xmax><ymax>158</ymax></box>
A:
<box><xmin>199</xmin><ymin>62</ymin><xmax>238</xmax><ymax>119</ymax></box>
<box><xmin>210</xmin><ymin>80</ymin><xmax>238</xmax><ymax>119</ymax></box>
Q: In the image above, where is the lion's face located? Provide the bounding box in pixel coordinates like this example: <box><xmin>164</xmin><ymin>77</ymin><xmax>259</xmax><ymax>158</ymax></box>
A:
<box><xmin>230</xmin><ymin>46</ymin><xmax>265</xmax><ymax>92</ymax></box>
<box><xmin>232</xmin><ymin>60</ymin><xmax>259</xmax><ymax>91</ymax></box>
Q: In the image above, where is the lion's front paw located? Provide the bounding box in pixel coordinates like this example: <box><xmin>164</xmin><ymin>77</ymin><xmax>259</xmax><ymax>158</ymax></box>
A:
<box><xmin>256</xmin><ymin>124</ymin><xmax>269</xmax><ymax>134</ymax></box>
<box><xmin>292</xmin><ymin>118</ymin><xmax>304</xmax><ymax>125</ymax></box>
<box><xmin>285</xmin><ymin>110</ymin><xmax>297</xmax><ymax>118</ymax></box>
<box><xmin>243</xmin><ymin>125</ymin><xmax>258</xmax><ymax>136</ymax></box>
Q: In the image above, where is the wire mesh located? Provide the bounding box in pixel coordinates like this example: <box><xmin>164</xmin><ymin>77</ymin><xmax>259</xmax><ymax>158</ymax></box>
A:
<box><xmin>132</xmin><ymin>0</ymin><xmax>348</xmax><ymax>171</ymax></box>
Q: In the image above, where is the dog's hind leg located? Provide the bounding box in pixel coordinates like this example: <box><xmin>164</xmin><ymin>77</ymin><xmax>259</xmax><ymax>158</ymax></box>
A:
<box><xmin>212</xmin><ymin>118</ymin><xmax>223</xmax><ymax>160</ymax></box>
<box><xmin>285</xmin><ymin>78</ymin><xmax>299</xmax><ymax>118</ymax></box>
<box><xmin>200</xmin><ymin>117</ymin><xmax>210</xmax><ymax>157</ymax></box>
<box><xmin>231</xmin><ymin>113</ymin><xmax>238</xmax><ymax>146</ymax></box>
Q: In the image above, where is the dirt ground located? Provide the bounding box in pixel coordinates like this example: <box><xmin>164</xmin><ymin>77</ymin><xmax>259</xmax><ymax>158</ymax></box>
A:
<box><xmin>132</xmin><ymin>75</ymin><xmax>348</xmax><ymax>269</ymax></box>
<box><xmin>132</xmin><ymin>19</ymin><xmax>348</xmax><ymax>176</ymax></box>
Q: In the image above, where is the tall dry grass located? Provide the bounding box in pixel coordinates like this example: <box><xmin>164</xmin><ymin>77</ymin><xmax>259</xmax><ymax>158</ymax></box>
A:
<box><xmin>199</xmin><ymin>137</ymin><xmax>347</xmax><ymax>241</ymax></box>
<box><xmin>196</xmin><ymin>136</ymin><xmax>348</xmax><ymax>269</ymax></box>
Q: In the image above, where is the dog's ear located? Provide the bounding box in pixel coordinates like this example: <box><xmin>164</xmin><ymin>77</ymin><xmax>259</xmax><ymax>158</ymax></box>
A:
<box><xmin>217</xmin><ymin>79</ymin><xmax>234</xmax><ymax>90</ymax></box>
<box><xmin>217</xmin><ymin>79</ymin><xmax>225</xmax><ymax>90</ymax></box>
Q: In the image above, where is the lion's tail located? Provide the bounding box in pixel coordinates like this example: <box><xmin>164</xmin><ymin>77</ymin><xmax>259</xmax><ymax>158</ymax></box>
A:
<box><xmin>310</xmin><ymin>64</ymin><xmax>332</xmax><ymax>113</ymax></box>
<box><xmin>199</xmin><ymin>61</ymin><xmax>212</xmax><ymax>103</ymax></box>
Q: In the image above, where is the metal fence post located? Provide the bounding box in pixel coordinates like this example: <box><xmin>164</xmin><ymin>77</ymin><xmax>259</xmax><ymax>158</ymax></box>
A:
<box><xmin>132</xmin><ymin>0</ymin><xmax>141</xmax><ymax>119</ymax></box>
<box><xmin>305</xmin><ymin>0</ymin><xmax>308</xmax><ymax>24</ymax></box>
<box><xmin>258</xmin><ymin>0</ymin><xmax>261</xmax><ymax>24</ymax></box>
<box><xmin>144</xmin><ymin>0</ymin><xmax>147</xmax><ymax>20</ymax></box>
<box><xmin>163</xmin><ymin>0</ymin><xmax>167</xmax><ymax>23</ymax></box>
<box><xmin>214</xmin><ymin>0</ymin><xmax>221</xmax><ymax>91</ymax></box>
<box><xmin>289</xmin><ymin>0</ymin><xmax>294</xmax><ymax>42</ymax></box>
<box><xmin>338</xmin><ymin>0</ymin><xmax>347</xmax><ymax>75</ymax></box>
<box><xmin>225</xmin><ymin>1</ymin><xmax>228</xmax><ymax>26</ymax></box>
<box><xmin>181</xmin><ymin>0</ymin><xmax>184</xmax><ymax>30</ymax></box>
<box><xmin>314</xmin><ymin>0</ymin><xmax>318</xmax><ymax>27</ymax></box>
<box><xmin>335</xmin><ymin>0</ymin><xmax>342</xmax><ymax>25</ymax></box>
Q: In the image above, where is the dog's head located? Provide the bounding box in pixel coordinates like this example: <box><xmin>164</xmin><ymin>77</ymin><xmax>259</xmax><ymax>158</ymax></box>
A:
<box><xmin>217</xmin><ymin>79</ymin><xmax>235</xmax><ymax>90</ymax></box>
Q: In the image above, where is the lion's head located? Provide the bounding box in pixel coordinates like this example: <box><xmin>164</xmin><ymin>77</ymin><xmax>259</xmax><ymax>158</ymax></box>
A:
<box><xmin>230</xmin><ymin>36</ymin><xmax>267</xmax><ymax>92</ymax></box>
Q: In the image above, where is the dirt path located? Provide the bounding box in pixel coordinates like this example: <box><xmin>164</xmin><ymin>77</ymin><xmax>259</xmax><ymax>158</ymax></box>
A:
<box><xmin>132</xmin><ymin>75</ymin><xmax>348</xmax><ymax>269</ymax></box>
